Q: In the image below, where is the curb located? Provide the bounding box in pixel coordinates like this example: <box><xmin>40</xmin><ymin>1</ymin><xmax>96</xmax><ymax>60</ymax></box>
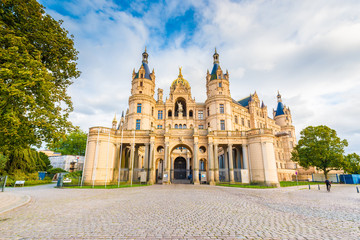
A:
<box><xmin>0</xmin><ymin>194</ymin><xmax>31</xmax><ymax>215</ymax></box>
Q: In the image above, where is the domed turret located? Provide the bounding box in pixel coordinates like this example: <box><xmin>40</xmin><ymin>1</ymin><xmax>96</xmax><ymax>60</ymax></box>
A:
<box><xmin>171</xmin><ymin>67</ymin><xmax>191</xmax><ymax>90</ymax></box>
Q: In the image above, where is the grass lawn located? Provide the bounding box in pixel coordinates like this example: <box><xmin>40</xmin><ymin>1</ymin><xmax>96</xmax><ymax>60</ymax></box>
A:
<box><xmin>216</xmin><ymin>183</ymin><xmax>276</xmax><ymax>189</ymax></box>
<box><xmin>280</xmin><ymin>181</ymin><xmax>325</xmax><ymax>187</ymax></box>
<box><xmin>63</xmin><ymin>183</ymin><xmax>148</xmax><ymax>189</ymax></box>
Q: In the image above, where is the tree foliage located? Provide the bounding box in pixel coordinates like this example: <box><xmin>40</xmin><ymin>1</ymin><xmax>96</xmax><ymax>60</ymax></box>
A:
<box><xmin>343</xmin><ymin>153</ymin><xmax>360</xmax><ymax>174</ymax></box>
<box><xmin>48</xmin><ymin>129</ymin><xmax>87</xmax><ymax>155</ymax></box>
<box><xmin>0</xmin><ymin>153</ymin><xmax>9</xmax><ymax>174</ymax></box>
<box><xmin>291</xmin><ymin>125</ymin><xmax>348</xmax><ymax>179</ymax></box>
<box><xmin>5</xmin><ymin>148</ymin><xmax>51</xmax><ymax>173</ymax></box>
<box><xmin>0</xmin><ymin>0</ymin><xmax>80</xmax><ymax>152</ymax></box>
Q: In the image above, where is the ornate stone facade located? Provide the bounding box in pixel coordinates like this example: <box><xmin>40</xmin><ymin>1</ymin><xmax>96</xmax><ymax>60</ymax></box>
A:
<box><xmin>82</xmin><ymin>49</ymin><xmax>297</xmax><ymax>186</ymax></box>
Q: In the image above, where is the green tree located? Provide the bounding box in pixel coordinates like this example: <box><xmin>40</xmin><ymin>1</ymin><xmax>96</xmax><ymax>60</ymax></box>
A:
<box><xmin>291</xmin><ymin>125</ymin><xmax>348</xmax><ymax>179</ymax></box>
<box><xmin>5</xmin><ymin>148</ymin><xmax>51</xmax><ymax>173</ymax></box>
<box><xmin>343</xmin><ymin>153</ymin><xmax>360</xmax><ymax>174</ymax></box>
<box><xmin>0</xmin><ymin>153</ymin><xmax>9</xmax><ymax>174</ymax></box>
<box><xmin>0</xmin><ymin>0</ymin><xmax>80</xmax><ymax>153</ymax></box>
<box><xmin>48</xmin><ymin>129</ymin><xmax>87</xmax><ymax>155</ymax></box>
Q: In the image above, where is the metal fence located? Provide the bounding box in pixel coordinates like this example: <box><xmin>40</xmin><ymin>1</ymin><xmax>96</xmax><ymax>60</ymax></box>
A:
<box><xmin>218</xmin><ymin>169</ymin><xmax>242</xmax><ymax>183</ymax></box>
<box><xmin>169</xmin><ymin>169</ymin><xmax>192</xmax><ymax>184</ymax></box>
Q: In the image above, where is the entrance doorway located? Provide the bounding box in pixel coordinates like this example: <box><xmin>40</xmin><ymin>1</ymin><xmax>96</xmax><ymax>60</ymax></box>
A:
<box><xmin>174</xmin><ymin>157</ymin><xmax>186</xmax><ymax>179</ymax></box>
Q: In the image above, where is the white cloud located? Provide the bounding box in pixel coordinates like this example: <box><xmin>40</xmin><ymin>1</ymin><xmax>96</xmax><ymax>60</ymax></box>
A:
<box><xmin>41</xmin><ymin>0</ymin><xmax>360</xmax><ymax>154</ymax></box>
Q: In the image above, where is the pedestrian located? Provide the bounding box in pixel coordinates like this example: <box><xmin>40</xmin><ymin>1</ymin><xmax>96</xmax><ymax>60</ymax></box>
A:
<box><xmin>325</xmin><ymin>179</ymin><xmax>331</xmax><ymax>192</ymax></box>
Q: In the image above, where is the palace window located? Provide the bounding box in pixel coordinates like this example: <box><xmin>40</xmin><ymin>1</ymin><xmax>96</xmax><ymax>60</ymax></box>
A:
<box><xmin>175</xmin><ymin>124</ymin><xmax>178</xmax><ymax>129</ymax></box>
<box><xmin>198</xmin><ymin>110</ymin><xmax>204</xmax><ymax>120</ymax></box>
<box><xmin>248</xmin><ymin>120</ymin><xmax>250</xmax><ymax>127</ymax></box>
<box><xmin>140</xmin><ymin>81</ymin><xmax>143</xmax><ymax>87</ymax></box>
<box><xmin>208</xmin><ymin>122</ymin><xmax>210</xmax><ymax>128</ymax></box>
<box><xmin>179</xmin><ymin>124</ymin><xmax>182</xmax><ymax>129</ymax></box>
<box><xmin>200</xmin><ymin>160</ymin><xmax>205</xmax><ymax>171</ymax></box>
<box><xmin>220</xmin><ymin>104</ymin><xmax>224</xmax><ymax>114</ymax></box>
<box><xmin>168</xmin><ymin>110</ymin><xmax>172</xmax><ymax>117</ymax></box>
<box><xmin>189</xmin><ymin>110</ymin><xmax>193</xmax><ymax>117</ymax></box>
<box><xmin>219</xmin><ymin>82</ymin><xmax>222</xmax><ymax>87</ymax></box>
<box><xmin>220</xmin><ymin>120</ymin><xmax>225</xmax><ymax>130</ymax></box>
<box><xmin>136</xmin><ymin>119</ymin><xmax>140</xmax><ymax>130</ymax></box>
<box><xmin>183</xmin><ymin>124</ymin><xmax>186</xmax><ymax>129</ymax></box>
<box><xmin>235</xmin><ymin>115</ymin><xmax>238</xmax><ymax>124</ymax></box>
<box><xmin>207</xmin><ymin>107</ymin><xmax>210</xmax><ymax>116</ymax></box>
<box><xmin>199</xmin><ymin>125</ymin><xmax>204</xmax><ymax>129</ymax></box>
<box><xmin>137</xmin><ymin>103</ymin><xmax>141</xmax><ymax>113</ymax></box>
<box><xmin>152</xmin><ymin>107</ymin><xmax>154</xmax><ymax>116</ymax></box>
<box><xmin>241</xmin><ymin>118</ymin><xmax>244</xmax><ymax>126</ymax></box>
<box><xmin>157</xmin><ymin>125</ymin><xmax>162</xmax><ymax>129</ymax></box>
<box><xmin>158</xmin><ymin>110</ymin><xmax>163</xmax><ymax>119</ymax></box>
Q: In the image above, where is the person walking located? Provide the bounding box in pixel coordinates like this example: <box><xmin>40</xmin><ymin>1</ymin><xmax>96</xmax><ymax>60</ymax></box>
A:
<box><xmin>325</xmin><ymin>179</ymin><xmax>331</xmax><ymax>192</ymax></box>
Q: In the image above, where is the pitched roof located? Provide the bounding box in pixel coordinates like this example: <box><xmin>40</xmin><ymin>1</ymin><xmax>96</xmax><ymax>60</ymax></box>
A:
<box><xmin>237</xmin><ymin>95</ymin><xmax>251</xmax><ymax>107</ymax></box>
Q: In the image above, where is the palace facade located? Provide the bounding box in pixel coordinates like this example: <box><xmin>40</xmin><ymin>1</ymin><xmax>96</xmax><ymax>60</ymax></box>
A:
<box><xmin>82</xmin><ymin>49</ymin><xmax>297</xmax><ymax>186</ymax></box>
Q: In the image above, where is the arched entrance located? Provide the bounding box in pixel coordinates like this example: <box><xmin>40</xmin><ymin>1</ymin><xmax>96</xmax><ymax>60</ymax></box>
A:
<box><xmin>174</xmin><ymin>157</ymin><xmax>186</xmax><ymax>179</ymax></box>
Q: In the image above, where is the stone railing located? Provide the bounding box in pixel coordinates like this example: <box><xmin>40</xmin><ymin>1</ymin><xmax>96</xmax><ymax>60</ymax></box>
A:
<box><xmin>89</xmin><ymin>127</ymin><xmax>112</xmax><ymax>134</ymax></box>
<box><xmin>246</xmin><ymin>128</ymin><xmax>273</xmax><ymax>136</ymax></box>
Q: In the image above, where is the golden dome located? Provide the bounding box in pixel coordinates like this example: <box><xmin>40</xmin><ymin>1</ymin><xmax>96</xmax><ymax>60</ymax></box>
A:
<box><xmin>171</xmin><ymin>67</ymin><xmax>190</xmax><ymax>89</ymax></box>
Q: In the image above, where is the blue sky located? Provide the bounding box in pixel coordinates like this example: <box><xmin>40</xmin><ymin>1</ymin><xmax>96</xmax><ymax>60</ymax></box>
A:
<box><xmin>39</xmin><ymin>0</ymin><xmax>360</xmax><ymax>154</ymax></box>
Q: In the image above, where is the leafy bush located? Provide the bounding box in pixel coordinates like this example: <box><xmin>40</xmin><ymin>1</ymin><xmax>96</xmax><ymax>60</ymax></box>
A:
<box><xmin>47</xmin><ymin>168</ymin><xmax>66</xmax><ymax>174</ymax></box>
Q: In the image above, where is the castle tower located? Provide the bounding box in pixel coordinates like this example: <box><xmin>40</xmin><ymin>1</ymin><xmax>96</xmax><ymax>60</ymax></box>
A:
<box><xmin>112</xmin><ymin>113</ymin><xmax>117</xmax><ymax>130</ymax></box>
<box><xmin>127</xmin><ymin>48</ymin><xmax>157</xmax><ymax>130</ymax></box>
<box><xmin>205</xmin><ymin>49</ymin><xmax>232</xmax><ymax>130</ymax></box>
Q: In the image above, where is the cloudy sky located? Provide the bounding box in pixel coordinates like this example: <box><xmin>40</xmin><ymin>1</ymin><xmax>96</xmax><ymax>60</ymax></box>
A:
<box><xmin>39</xmin><ymin>0</ymin><xmax>360</xmax><ymax>154</ymax></box>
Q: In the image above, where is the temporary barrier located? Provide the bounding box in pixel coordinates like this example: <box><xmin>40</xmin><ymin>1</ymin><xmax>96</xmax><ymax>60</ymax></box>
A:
<box><xmin>339</xmin><ymin>174</ymin><xmax>360</xmax><ymax>184</ymax></box>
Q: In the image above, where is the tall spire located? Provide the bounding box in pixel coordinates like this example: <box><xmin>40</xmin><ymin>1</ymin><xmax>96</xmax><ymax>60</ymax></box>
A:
<box><xmin>277</xmin><ymin>90</ymin><xmax>282</xmax><ymax>102</ymax></box>
<box><xmin>213</xmin><ymin>48</ymin><xmax>219</xmax><ymax>64</ymax></box>
<box><xmin>142</xmin><ymin>46</ymin><xmax>148</xmax><ymax>64</ymax></box>
<box><xmin>113</xmin><ymin>113</ymin><xmax>117</xmax><ymax>122</ymax></box>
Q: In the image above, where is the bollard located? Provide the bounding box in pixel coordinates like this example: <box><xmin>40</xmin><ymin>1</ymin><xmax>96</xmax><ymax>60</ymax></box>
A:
<box><xmin>357</xmin><ymin>186</ymin><xmax>359</xmax><ymax>193</ymax></box>
<box><xmin>309</xmin><ymin>184</ymin><xmax>310</xmax><ymax>190</ymax></box>
<box><xmin>318</xmin><ymin>184</ymin><xmax>320</xmax><ymax>190</ymax></box>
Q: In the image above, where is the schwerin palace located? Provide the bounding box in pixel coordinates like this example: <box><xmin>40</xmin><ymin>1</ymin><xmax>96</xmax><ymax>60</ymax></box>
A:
<box><xmin>82</xmin><ymin>49</ymin><xmax>297</xmax><ymax>186</ymax></box>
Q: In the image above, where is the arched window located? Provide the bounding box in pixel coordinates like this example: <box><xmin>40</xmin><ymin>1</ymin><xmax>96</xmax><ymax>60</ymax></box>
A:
<box><xmin>189</xmin><ymin>110</ymin><xmax>193</xmax><ymax>117</ymax></box>
<box><xmin>179</xmin><ymin>124</ymin><xmax>182</xmax><ymax>129</ymax></box>
<box><xmin>183</xmin><ymin>124</ymin><xmax>186</xmax><ymax>129</ymax></box>
<box><xmin>175</xmin><ymin>124</ymin><xmax>178</xmax><ymax>129</ymax></box>
<box><xmin>168</xmin><ymin>110</ymin><xmax>172</xmax><ymax>117</ymax></box>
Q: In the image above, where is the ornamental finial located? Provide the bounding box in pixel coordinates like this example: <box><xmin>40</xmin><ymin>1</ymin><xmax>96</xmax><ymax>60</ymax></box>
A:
<box><xmin>178</xmin><ymin>67</ymin><xmax>183</xmax><ymax>78</ymax></box>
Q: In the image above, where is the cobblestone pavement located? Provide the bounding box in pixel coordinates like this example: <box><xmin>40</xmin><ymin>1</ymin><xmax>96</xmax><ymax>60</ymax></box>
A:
<box><xmin>0</xmin><ymin>184</ymin><xmax>359</xmax><ymax>239</ymax></box>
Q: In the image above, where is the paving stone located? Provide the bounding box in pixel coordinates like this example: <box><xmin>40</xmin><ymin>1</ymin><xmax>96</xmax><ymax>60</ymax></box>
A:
<box><xmin>0</xmin><ymin>184</ymin><xmax>359</xmax><ymax>239</ymax></box>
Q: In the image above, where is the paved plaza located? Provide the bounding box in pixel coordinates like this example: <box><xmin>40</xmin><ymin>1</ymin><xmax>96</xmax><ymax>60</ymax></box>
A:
<box><xmin>0</xmin><ymin>184</ymin><xmax>359</xmax><ymax>239</ymax></box>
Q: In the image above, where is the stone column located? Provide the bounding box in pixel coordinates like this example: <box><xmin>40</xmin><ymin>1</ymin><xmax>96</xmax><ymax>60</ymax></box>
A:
<box><xmin>242</xmin><ymin>145</ymin><xmax>248</xmax><ymax>169</ymax></box>
<box><xmin>144</xmin><ymin>143</ymin><xmax>149</xmax><ymax>181</ymax></box>
<box><xmin>214</xmin><ymin>144</ymin><xmax>219</xmax><ymax>182</ymax></box>
<box><xmin>128</xmin><ymin>143</ymin><xmax>135</xmax><ymax>183</ymax></box>
<box><xmin>193</xmin><ymin>142</ymin><xmax>200</xmax><ymax>184</ymax></box>
<box><xmin>208</xmin><ymin>142</ymin><xmax>215</xmax><ymax>185</ymax></box>
<box><xmin>163</xmin><ymin>142</ymin><xmax>170</xmax><ymax>184</ymax></box>
<box><xmin>224</xmin><ymin>147</ymin><xmax>229</xmax><ymax>181</ymax></box>
<box><xmin>148</xmin><ymin>142</ymin><xmax>155</xmax><ymax>184</ymax></box>
<box><xmin>228</xmin><ymin>144</ymin><xmax>235</xmax><ymax>183</ymax></box>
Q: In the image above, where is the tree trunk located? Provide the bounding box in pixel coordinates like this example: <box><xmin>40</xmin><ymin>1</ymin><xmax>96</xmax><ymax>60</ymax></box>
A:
<box><xmin>323</xmin><ymin>169</ymin><xmax>328</xmax><ymax>180</ymax></box>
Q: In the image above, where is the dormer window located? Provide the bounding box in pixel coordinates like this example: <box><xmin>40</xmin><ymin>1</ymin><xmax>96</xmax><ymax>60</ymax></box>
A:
<box><xmin>140</xmin><ymin>81</ymin><xmax>143</xmax><ymax>87</ymax></box>
<box><xmin>219</xmin><ymin>82</ymin><xmax>222</xmax><ymax>87</ymax></box>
